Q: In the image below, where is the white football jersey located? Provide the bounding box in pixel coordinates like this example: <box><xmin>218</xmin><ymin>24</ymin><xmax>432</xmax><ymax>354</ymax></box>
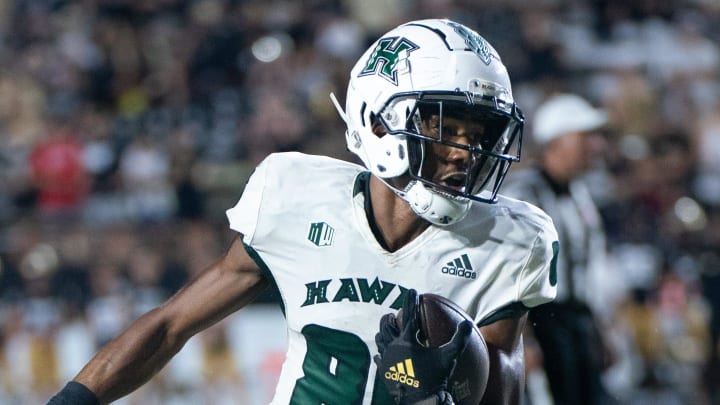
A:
<box><xmin>226</xmin><ymin>152</ymin><xmax>558</xmax><ymax>405</ymax></box>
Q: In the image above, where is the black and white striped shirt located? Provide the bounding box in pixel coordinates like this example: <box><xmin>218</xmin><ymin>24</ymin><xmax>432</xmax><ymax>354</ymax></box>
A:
<box><xmin>502</xmin><ymin>167</ymin><xmax>607</xmax><ymax>305</ymax></box>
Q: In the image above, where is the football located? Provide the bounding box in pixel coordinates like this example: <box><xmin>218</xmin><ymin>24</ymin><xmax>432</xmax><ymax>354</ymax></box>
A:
<box><xmin>402</xmin><ymin>293</ymin><xmax>490</xmax><ymax>404</ymax></box>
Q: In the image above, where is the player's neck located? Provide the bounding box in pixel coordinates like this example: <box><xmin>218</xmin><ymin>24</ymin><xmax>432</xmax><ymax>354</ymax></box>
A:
<box><xmin>368</xmin><ymin>175</ymin><xmax>430</xmax><ymax>252</ymax></box>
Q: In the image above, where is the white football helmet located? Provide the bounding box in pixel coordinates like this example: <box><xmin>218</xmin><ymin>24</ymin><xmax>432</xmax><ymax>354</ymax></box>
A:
<box><xmin>331</xmin><ymin>19</ymin><xmax>524</xmax><ymax>226</ymax></box>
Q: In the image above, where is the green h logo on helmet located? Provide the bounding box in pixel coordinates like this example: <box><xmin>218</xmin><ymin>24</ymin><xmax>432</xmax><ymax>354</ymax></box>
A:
<box><xmin>358</xmin><ymin>36</ymin><xmax>419</xmax><ymax>86</ymax></box>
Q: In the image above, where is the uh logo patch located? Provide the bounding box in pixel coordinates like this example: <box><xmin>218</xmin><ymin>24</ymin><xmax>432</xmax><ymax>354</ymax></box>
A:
<box><xmin>308</xmin><ymin>222</ymin><xmax>334</xmax><ymax>247</ymax></box>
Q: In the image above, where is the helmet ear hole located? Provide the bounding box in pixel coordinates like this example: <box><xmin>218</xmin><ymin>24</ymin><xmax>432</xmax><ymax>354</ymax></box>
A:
<box><xmin>371</xmin><ymin>114</ymin><xmax>387</xmax><ymax>138</ymax></box>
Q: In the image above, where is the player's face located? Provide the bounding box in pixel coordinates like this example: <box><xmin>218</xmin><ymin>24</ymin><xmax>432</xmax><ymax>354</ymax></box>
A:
<box><xmin>420</xmin><ymin>115</ymin><xmax>487</xmax><ymax>193</ymax></box>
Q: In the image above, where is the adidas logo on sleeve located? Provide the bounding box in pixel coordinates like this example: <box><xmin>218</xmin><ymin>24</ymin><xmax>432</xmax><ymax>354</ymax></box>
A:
<box><xmin>441</xmin><ymin>254</ymin><xmax>477</xmax><ymax>279</ymax></box>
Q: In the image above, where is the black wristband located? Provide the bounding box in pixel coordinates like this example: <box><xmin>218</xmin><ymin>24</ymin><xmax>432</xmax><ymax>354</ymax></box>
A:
<box><xmin>47</xmin><ymin>381</ymin><xmax>100</xmax><ymax>405</ymax></box>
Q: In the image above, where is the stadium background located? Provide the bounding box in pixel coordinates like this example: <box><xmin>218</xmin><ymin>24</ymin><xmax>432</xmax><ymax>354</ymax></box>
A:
<box><xmin>1</xmin><ymin>0</ymin><xmax>719</xmax><ymax>403</ymax></box>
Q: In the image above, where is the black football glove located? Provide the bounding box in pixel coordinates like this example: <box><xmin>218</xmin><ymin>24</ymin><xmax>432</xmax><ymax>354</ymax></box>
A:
<box><xmin>374</xmin><ymin>289</ymin><xmax>472</xmax><ymax>405</ymax></box>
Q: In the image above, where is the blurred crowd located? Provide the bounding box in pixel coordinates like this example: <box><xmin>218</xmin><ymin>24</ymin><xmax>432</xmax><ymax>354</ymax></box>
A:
<box><xmin>1</xmin><ymin>0</ymin><xmax>720</xmax><ymax>404</ymax></box>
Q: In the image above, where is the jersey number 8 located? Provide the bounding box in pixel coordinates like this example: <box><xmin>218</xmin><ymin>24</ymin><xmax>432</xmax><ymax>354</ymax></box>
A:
<box><xmin>289</xmin><ymin>324</ymin><xmax>394</xmax><ymax>404</ymax></box>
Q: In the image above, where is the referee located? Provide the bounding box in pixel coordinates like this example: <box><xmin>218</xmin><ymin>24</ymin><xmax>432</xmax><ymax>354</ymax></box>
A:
<box><xmin>503</xmin><ymin>93</ymin><xmax>615</xmax><ymax>405</ymax></box>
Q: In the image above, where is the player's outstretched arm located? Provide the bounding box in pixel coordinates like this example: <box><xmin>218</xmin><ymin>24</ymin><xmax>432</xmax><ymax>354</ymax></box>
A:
<box><xmin>478</xmin><ymin>313</ymin><xmax>528</xmax><ymax>405</ymax></box>
<box><xmin>48</xmin><ymin>235</ymin><xmax>268</xmax><ymax>405</ymax></box>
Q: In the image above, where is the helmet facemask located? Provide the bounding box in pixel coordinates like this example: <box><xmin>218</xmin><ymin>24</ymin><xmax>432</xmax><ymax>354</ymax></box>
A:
<box><xmin>379</xmin><ymin>91</ymin><xmax>523</xmax><ymax>206</ymax></box>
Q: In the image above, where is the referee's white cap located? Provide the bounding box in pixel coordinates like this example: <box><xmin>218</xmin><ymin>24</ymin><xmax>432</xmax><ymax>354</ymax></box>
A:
<box><xmin>532</xmin><ymin>94</ymin><xmax>608</xmax><ymax>145</ymax></box>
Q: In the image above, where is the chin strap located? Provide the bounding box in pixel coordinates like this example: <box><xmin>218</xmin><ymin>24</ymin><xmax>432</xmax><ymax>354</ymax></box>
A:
<box><xmin>405</xmin><ymin>181</ymin><xmax>471</xmax><ymax>226</ymax></box>
<box><xmin>379</xmin><ymin>178</ymin><xmax>471</xmax><ymax>226</ymax></box>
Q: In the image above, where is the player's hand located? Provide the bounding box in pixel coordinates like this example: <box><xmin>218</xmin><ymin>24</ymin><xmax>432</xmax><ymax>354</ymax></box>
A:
<box><xmin>374</xmin><ymin>289</ymin><xmax>472</xmax><ymax>404</ymax></box>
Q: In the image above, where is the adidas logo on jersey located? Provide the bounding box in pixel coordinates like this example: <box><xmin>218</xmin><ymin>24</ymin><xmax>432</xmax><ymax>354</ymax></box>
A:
<box><xmin>384</xmin><ymin>359</ymin><xmax>420</xmax><ymax>388</ymax></box>
<box><xmin>441</xmin><ymin>254</ymin><xmax>477</xmax><ymax>279</ymax></box>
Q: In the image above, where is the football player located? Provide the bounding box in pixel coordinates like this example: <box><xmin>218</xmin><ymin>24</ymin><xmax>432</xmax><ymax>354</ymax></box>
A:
<box><xmin>48</xmin><ymin>19</ymin><xmax>557</xmax><ymax>405</ymax></box>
